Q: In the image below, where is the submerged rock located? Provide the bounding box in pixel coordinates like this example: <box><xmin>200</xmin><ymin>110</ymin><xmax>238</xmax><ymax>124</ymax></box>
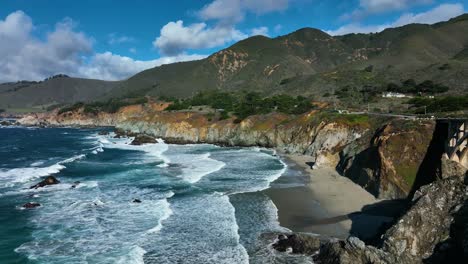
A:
<box><xmin>272</xmin><ymin>233</ymin><xmax>321</xmax><ymax>255</ymax></box>
<box><xmin>22</xmin><ymin>202</ymin><xmax>41</xmax><ymax>209</ymax></box>
<box><xmin>71</xmin><ymin>181</ymin><xmax>81</xmax><ymax>189</ymax></box>
<box><xmin>98</xmin><ymin>130</ymin><xmax>109</xmax><ymax>135</ymax></box>
<box><xmin>30</xmin><ymin>176</ymin><xmax>60</xmax><ymax>189</ymax></box>
<box><xmin>130</xmin><ymin>134</ymin><xmax>157</xmax><ymax>145</ymax></box>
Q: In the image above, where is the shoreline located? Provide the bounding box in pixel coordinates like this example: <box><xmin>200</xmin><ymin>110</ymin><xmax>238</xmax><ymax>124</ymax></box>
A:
<box><xmin>2</xmin><ymin>124</ymin><xmax>400</xmax><ymax>239</ymax></box>
<box><xmin>265</xmin><ymin>153</ymin><xmax>400</xmax><ymax>240</ymax></box>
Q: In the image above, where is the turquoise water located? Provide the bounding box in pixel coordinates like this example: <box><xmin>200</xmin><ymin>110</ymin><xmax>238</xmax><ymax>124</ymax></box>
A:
<box><xmin>0</xmin><ymin>125</ymin><xmax>309</xmax><ymax>263</ymax></box>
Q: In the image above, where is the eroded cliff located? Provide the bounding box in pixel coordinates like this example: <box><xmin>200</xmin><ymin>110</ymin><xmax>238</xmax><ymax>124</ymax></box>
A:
<box><xmin>18</xmin><ymin>105</ymin><xmax>438</xmax><ymax>200</ymax></box>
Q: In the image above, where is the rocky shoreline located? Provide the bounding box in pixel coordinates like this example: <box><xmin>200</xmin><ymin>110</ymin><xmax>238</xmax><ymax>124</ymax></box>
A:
<box><xmin>17</xmin><ymin>106</ymin><xmax>439</xmax><ymax>200</ymax></box>
<box><xmin>13</xmin><ymin>108</ymin><xmax>468</xmax><ymax>263</ymax></box>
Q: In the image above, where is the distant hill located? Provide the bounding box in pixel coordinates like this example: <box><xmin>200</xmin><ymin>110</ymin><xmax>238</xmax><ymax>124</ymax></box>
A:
<box><xmin>1</xmin><ymin>14</ymin><xmax>468</xmax><ymax>111</ymax></box>
<box><xmin>0</xmin><ymin>75</ymin><xmax>119</xmax><ymax>111</ymax></box>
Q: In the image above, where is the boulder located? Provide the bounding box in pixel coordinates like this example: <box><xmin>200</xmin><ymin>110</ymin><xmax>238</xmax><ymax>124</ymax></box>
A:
<box><xmin>272</xmin><ymin>233</ymin><xmax>321</xmax><ymax>255</ymax></box>
<box><xmin>0</xmin><ymin>120</ymin><xmax>12</xmax><ymax>126</ymax></box>
<box><xmin>314</xmin><ymin>237</ymin><xmax>407</xmax><ymax>264</ymax></box>
<box><xmin>30</xmin><ymin>176</ymin><xmax>60</xmax><ymax>189</ymax></box>
<box><xmin>133</xmin><ymin>199</ymin><xmax>142</xmax><ymax>203</ymax></box>
<box><xmin>441</xmin><ymin>155</ymin><xmax>467</xmax><ymax>179</ymax></box>
<box><xmin>131</xmin><ymin>134</ymin><xmax>157</xmax><ymax>145</ymax></box>
<box><xmin>22</xmin><ymin>202</ymin><xmax>41</xmax><ymax>209</ymax></box>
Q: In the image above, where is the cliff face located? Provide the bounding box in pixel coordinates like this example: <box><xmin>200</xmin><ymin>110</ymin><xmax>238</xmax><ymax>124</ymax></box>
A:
<box><xmin>339</xmin><ymin>120</ymin><xmax>436</xmax><ymax>199</ymax></box>
<box><xmin>315</xmin><ymin>169</ymin><xmax>468</xmax><ymax>264</ymax></box>
<box><xmin>18</xmin><ymin>106</ymin><xmax>436</xmax><ymax>200</ymax></box>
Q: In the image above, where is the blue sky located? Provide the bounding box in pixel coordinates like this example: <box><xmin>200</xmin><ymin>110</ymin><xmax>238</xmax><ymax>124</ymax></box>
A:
<box><xmin>0</xmin><ymin>0</ymin><xmax>466</xmax><ymax>82</ymax></box>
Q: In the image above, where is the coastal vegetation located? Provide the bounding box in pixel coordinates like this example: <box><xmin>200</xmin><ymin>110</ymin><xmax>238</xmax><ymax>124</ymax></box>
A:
<box><xmin>58</xmin><ymin>97</ymin><xmax>148</xmax><ymax>115</ymax></box>
<box><xmin>164</xmin><ymin>91</ymin><xmax>314</xmax><ymax>119</ymax></box>
<box><xmin>407</xmin><ymin>95</ymin><xmax>468</xmax><ymax>113</ymax></box>
<box><xmin>386</xmin><ymin>79</ymin><xmax>450</xmax><ymax>95</ymax></box>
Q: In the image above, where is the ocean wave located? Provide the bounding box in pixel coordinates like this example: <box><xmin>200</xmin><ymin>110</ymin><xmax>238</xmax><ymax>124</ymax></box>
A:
<box><xmin>170</xmin><ymin>152</ymin><xmax>226</xmax><ymax>184</ymax></box>
<box><xmin>116</xmin><ymin>246</ymin><xmax>146</xmax><ymax>264</ymax></box>
<box><xmin>15</xmin><ymin>186</ymin><xmax>173</xmax><ymax>263</ymax></box>
<box><xmin>2</xmin><ymin>180</ymin><xmax>99</xmax><ymax>198</ymax></box>
<box><xmin>0</xmin><ymin>154</ymin><xmax>87</xmax><ymax>187</ymax></box>
<box><xmin>95</xmin><ymin>135</ymin><xmax>170</xmax><ymax>166</ymax></box>
<box><xmin>146</xmin><ymin>198</ymin><xmax>173</xmax><ymax>234</ymax></box>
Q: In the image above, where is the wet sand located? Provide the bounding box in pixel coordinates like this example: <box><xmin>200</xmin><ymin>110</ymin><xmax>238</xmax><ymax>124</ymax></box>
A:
<box><xmin>265</xmin><ymin>153</ymin><xmax>399</xmax><ymax>240</ymax></box>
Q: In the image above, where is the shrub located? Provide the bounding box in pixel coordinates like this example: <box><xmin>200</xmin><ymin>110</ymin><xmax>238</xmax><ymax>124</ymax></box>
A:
<box><xmin>408</xmin><ymin>95</ymin><xmax>468</xmax><ymax>113</ymax></box>
<box><xmin>58</xmin><ymin>102</ymin><xmax>84</xmax><ymax>114</ymax></box>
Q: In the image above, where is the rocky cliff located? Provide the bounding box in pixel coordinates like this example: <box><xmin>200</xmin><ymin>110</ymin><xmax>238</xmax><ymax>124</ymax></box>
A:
<box><xmin>338</xmin><ymin>120</ymin><xmax>437</xmax><ymax>199</ymax></box>
<box><xmin>18</xmin><ymin>105</ymin><xmax>438</xmax><ymax>200</ymax></box>
<box><xmin>314</xmin><ymin>163</ymin><xmax>468</xmax><ymax>264</ymax></box>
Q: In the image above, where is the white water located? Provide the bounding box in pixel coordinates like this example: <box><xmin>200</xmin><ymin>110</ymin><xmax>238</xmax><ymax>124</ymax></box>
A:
<box><xmin>2</xmin><ymin>129</ymin><xmax>292</xmax><ymax>263</ymax></box>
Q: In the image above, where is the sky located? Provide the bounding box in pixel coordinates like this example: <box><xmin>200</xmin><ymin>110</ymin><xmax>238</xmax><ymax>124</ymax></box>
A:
<box><xmin>0</xmin><ymin>0</ymin><xmax>466</xmax><ymax>82</ymax></box>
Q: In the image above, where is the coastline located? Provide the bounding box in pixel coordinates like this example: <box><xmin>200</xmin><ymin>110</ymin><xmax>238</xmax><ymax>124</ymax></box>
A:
<box><xmin>265</xmin><ymin>153</ymin><xmax>398</xmax><ymax>240</ymax></box>
<box><xmin>5</xmin><ymin>122</ymin><xmax>401</xmax><ymax>240</ymax></box>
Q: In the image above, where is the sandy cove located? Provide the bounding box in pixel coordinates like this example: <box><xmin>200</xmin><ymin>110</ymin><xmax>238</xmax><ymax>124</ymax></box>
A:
<box><xmin>265</xmin><ymin>153</ymin><xmax>405</xmax><ymax>240</ymax></box>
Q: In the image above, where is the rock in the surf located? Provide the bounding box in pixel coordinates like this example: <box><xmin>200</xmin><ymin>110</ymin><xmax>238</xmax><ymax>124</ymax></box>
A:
<box><xmin>22</xmin><ymin>202</ymin><xmax>41</xmax><ymax>209</ymax></box>
<box><xmin>131</xmin><ymin>134</ymin><xmax>157</xmax><ymax>145</ymax></box>
<box><xmin>30</xmin><ymin>176</ymin><xmax>60</xmax><ymax>189</ymax></box>
<box><xmin>133</xmin><ymin>199</ymin><xmax>142</xmax><ymax>203</ymax></box>
<box><xmin>71</xmin><ymin>181</ymin><xmax>81</xmax><ymax>189</ymax></box>
<box><xmin>272</xmin><ymin>233</ymin><xmax>321</xmax><ymax>255</ymax></box>
<box><xmin>98</xmin><ymin>131</ymin><xmax>109</xmax><ymax>135</ymax></box>
<box><xmin>0</xmin><ymin>120</ymin><xmax>12</xmax><ymax>126</ymax></box>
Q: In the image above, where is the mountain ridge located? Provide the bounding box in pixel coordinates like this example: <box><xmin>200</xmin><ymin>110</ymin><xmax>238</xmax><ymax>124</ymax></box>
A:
<box><xmin>1</xmin><ymin>14</ymin><xmax>468</xmax><ymax>111</ymax></box>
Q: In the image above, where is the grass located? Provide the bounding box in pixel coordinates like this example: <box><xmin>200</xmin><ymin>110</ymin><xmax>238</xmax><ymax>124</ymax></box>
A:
<box><xmin>395</xmin><ymin>165</ymin><xmax>419</xmax><ymax>187</ymax></box>
<box><xmin>318</xmin><ymin>112</ymin><xmax>371</xmax><ymax>127</ymax></box>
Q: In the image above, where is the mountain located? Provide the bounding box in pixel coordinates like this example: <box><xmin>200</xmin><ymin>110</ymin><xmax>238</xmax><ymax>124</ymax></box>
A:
<box><xmin>107</xmin><ymin>14</ymin><xmax>468</xmax><ymax>99</ymax></box>
<box><xmin>1</xmin><ymin>14</ymin><xmax>468</xmax><ymax>111</ymax></box>
<box><xmin>0</xmin><ymin>75</ymin><xmax>120</xmax><ymax>111</ymax></box>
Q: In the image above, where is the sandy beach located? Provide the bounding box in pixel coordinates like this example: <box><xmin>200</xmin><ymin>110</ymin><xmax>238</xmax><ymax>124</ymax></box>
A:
<box><xmin>265</xmin><ymin>153</ymin><xmax>402</xmax><ymax>240</ymax></box>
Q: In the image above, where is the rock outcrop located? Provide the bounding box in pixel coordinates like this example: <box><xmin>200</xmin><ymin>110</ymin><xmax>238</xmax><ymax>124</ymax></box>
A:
<box><xmin>272</xmin><ymin>233</ymin><xmax>321</xmax><ymax>255</ymax></box>
<box><xmin>130</xmin><ymin>134</ymin><xmax>157</xmax><ymax>145</ymax></box>
<box><xmin>22</xmin><ymin>202</ymin><xmax>41</xmax><ymax>209</ymax></box>
<box><xmin>313</xmin><ymin>169</ymin><xmax>468</xmax><ymax>264</ymax></box>
<box><xmin>339</xmin><ymin>120</ymin><xmax>436</xmax><ymax>199</ymax></box>
<box><xmin>30</xmin><ymin>176</ymin><xmax>60</xmax><ymax>189</ymax></box>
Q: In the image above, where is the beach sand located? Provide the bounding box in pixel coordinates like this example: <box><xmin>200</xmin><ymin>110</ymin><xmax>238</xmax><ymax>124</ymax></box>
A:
<box><xmin>265</xmin><ymin>154</ymin><xmax>402</xmax><ymax>239</ymax></box>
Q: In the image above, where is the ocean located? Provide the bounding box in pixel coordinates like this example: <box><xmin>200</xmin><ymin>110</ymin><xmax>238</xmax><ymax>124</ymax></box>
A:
<box><xmin>0</xmin><ymin>125</ymin><xmax>312</xmax><ymax>263</ymax></box>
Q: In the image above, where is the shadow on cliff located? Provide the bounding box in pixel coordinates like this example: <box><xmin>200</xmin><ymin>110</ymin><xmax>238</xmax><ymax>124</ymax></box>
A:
<box><xmin>347</xmin><ymin>199</ymin><xmax>409</xmax><ymax>245</ymax></box>
<box><xmin>409</xmin><ymin>121</ymin><xmax>448</xmax><ymax>199</ymax></box>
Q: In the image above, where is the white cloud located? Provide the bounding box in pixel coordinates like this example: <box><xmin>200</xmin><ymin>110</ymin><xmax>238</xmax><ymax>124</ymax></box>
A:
<box><xmin>0</xmin><ymin>11</ymin><xmax>206</xmax><ymax>82</ymax></box>
<box><xmin>108</xmin><ymin>33</ymin><xmax>135</xmax><ymax>45</ymax></box>
<box><xmin>251</xmin><ymin>26</ymin><xmax>269</xmax><ymax>36</ymax></box>
<box><xmin>0</xmin><ymin>11</ymin><xmax>93</xmax><ymax>82</ymax></box>
<box><xmin>328</xmin><ymin>3</ymin><xmax>465</xmax><ymax>35</ymax></box>
<box><xmin>199</xmin><ymin>0</ymin><xmax>289</xmax><ymax>24</ymax></box>
<box><xmin>153</xmin><ymin>20</ymin><xmax>247</xmax><ymax>56</ymax></box>
<box><xmin>154</xmin><ymin>0</ymin><xmax>288</xmax><ymax>56</ymax></box>
<box><xmin>80</xmin><ymin>52</ymin><xmax>207</xmax><ymax>80</ymax></box>
<box><xmin>360</xmin><ymin>0</ymin><xmax>432</xmax><ymax>14</ymax></box>
<box><xmin>342</xmin><ymin>0</ymin><xmax>433</xmax><ymax>20</ymax></box>
<box><xmin>274</xmin><ymin>24</ymin><xmax>283</xmax><ymax>33</ymax></box>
